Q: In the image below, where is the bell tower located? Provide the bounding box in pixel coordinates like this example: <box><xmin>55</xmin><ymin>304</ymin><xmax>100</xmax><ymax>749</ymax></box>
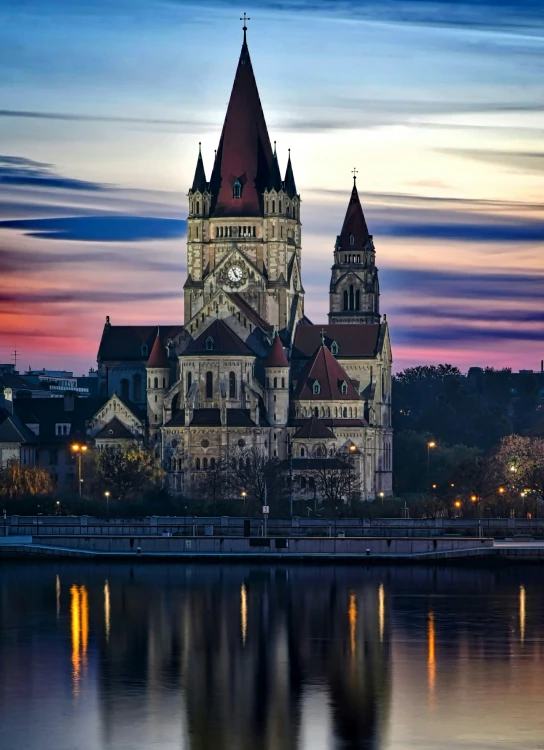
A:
<box><xmin>328</xmin><ymin>174</ymin><xmax>380</xmax><ymax>324</ymax></box>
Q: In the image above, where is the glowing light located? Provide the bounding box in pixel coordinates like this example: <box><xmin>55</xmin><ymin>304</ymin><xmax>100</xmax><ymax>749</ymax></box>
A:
<box><xmin>240</xmin><ymin>583</ymin><xmax>247</xmax><ymax>645</ymax></box>
<box><xmin>378</xmin><ymin>584</ymin><xmax>385</xmax><ymax>643</ymax></box>
<box><xmin>104</xmin><ymin>580</ymin><xmax>110</xmax><ymax>643</ymax></box>
<box><xmin>428</xmin><ymin>441</ymin><xmax>436</xmax><ymax>448</ymax></box>
<box><xmin>348</xmin><ymin>591</ymin><xmax>357</xmax><ymax>656</ymax></box>
<box><xmin>70</xmin><ymin>584</ymin><xmax>89</xmax><ymax>697</ymax></box>
<box><xmin>428</xmin><ymin>611</ymin><xmax>436</xmax><ymax>697</ymax></box>
<box><xmin>520</xmin><ymin>585</ymin><xmax>526</xmax><ymax>645</ymax></box>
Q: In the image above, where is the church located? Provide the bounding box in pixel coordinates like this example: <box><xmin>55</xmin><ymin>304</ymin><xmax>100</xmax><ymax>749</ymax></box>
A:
<box><xmin>96</xmin><ymin>27</ymin><xmax>393</xmax><ymax>502</ymax></box>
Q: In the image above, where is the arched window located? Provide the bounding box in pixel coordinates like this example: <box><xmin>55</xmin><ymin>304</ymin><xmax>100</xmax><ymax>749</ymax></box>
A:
<box><xmin>153</xmin><ymin>377</ymin><xmax>158</xmax><ymax>389</ymax></box>
<box><xmin>196</xmin><ymin>201</ymin><xmax>200</xmax><ymax>214</ymax></box>
<box><xmin>300</xmin><ymin>447</ymin><xmax>305</xmax><ymax>457</ymax></box>
<box><xmin>343</xmin><ymin>407</ymin><xmax>348</xmax><ymax>418</ymax></box>
<box><xmin>133</xmin><ymin>373</ymin><xmax>142</xmax><ymax>401</ymax></box>
<box><xmin>314</xmin><ymin>407</ymin><xmax>319</xmax><ymax>418</ymax></box>
<box><xmin>279</xmin><ymin>200</ymin><xmax>282</xmax><ymax>213</ymax></box>
<box><xmin>203</xmin><ymin>457</ymin><xmax>208</xmax><ymax>470</ymax></box>
<box><xmin>312</xmin><ymin>380</ymin><xmax>321</xmax><ymax>395</ymax></box>
<box><xmin>210</xmin><ymin>457</ymin><xmax>216</xmax><ymax>470</ymax></box>
<box><xmin>309</xmin><ymin>477</ymin><xmax>315</xmax><ymax>490</ymax></box>
<box><xmin>120</xmin><ymin>378</ymin><xmax>130</xmax><ymax>400</ymax></box>
<box><xmin>162</xmin><ymin>378</ymin><xmax>166</xmax><ymax>388</ymax></box>
<box><xmin>343</xmin><ymin>290</ymin><xmax>348</xmax><ymax>310</ymax></box>
<box><xmin>350</xmin><ymin>233</ymin><xmax>354</xmax><ymax>246</ymax></box>
<box><xmin>206</xmin><ymin>336</ymin><xmax>214</xmax><ymax>351</ymax></box>
<box><xmin>187</xmin><ymin>371</ymin><xmax>192</xmax><ymax>393</ymax></box>
<box><xmin>206</xmin><ymin>371</ymin><xmax>213</xmax><ymax>399</ymax></box>
<box><xmin>355</xmin><ymin>290</ymin><xmax>360</xmax><ymax>310</ymax></box>
<box><xmin>281</xmin><ymin>377</ymin><xmax>285</xmax><ymax>388</ymax></box>
<box><xmin>272</xmin><ymin>200</ymin><xmax>275</xmax><ymax>213</ymax></box>
<box><xmin>340</xmin><ymin>380</ymin><xmax>348</xmax><ymax>395</ymax></box>
<box><xmin>349</xmin><ymin>284</ymin><xmax>354</xmax><ymax>311</ymax></box>
<box><xmin>141</xmin><ymin>343</ymin><xmax>148</xmax><ymax>357</ymax></box>
<box><xmin>195</xmin><ymin>458</ymin><xmax>201</xmax><ymax>470</ymax></box>
<box><xmin>330</xmin><ymin>341</ymin><xmax>339</xmax><ymax>355</ymax></box>
<box><xmin>229</xmin><ymin>371</ymin><xmax>236</xmax><ymax>399</ymax></box>
<box><xmin>233</xmin><ymin>180</ymin><xmax>241</xmax><ymax>198</ymax></box>
<box><xmin>274</xmin><ymin>377</ymin><xmax>278</xmax><ymax>388</ymax></box>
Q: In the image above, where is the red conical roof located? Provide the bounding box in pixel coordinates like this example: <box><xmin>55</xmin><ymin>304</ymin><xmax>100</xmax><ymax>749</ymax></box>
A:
<box><xmin>209</xmin><ymin>33</ymin><xmax>274</xmax><ymax>218</ymax></box>
<box><xmin>338</xmin><ymin>182</ymin><xmax>370</xmax><ymax>251</ymax></box>
<box><xmin>294</xmin><ymin>345</ymin><xmax>360</xmax><ymax>400</ymax></box>
<box><xmin>265</xmin><ymin>333</ymin><xmax>288</xmax><ymax>368</ymax></box>
<box><xmin>147</xmin><ymin>328</ymin><xmax>169</xmax><ymax>369</ymax></box>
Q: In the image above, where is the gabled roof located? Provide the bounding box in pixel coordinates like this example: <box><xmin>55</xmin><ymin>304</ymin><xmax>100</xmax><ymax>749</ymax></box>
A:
<box><xmin>284</xmin><ymin>152</ymin><xmax>297</xmax><ymax>198</ymax></box>
<box><xmin>337</xmin><ymin>181</ymin><xmax>370</xmax><ymax>251</ymax></box>
<box><xmin>293</xmin><ymin>416</ymin><xmax>335</xmax><ymax>440</ymax></box>
<box><xmin>94</xmin><ymin>417</ymin><xmax>136</xmax><ymax>440</ymax></box>
<box><xmin>98</xmin><ymin>324</ymin><xmax>183</xmax><ymax>362</ymax></box>
<box><xmin>183</xmin><ymin>319</ymin><xmax>253</xmax><ymax>356</ymax></box>
<box><xmin>191</xmin><ymin>144</ymin><xmax>207</xmax><ymax>193</ymax></box>
<box><xmin>147</xmin><ymin>327</ymin><xmax>170</xmax><ymax>369</ymax></box>
<box><xmin>227</xmin><ymin>292</ymin><xmax>274</xmax><ymax>332</ymax></box>
<box><xmin>292</xmin><ymin>324</ymin><xmax>382</xmax><ymax>359</ymax></box>
<box><xmin>294</xmin><ymin>345</ymin><xmax>361</xmax><ymax>400</ymax></box>
<box><xmin>14</xmin><ymin>396</ymin><xmax>104</xmax><ymax>444</ymax></box>
<box><xmin>265</xmin><ymin>332</ymin><xmax>288</xmax><ymax>368</ymax></box>
<box><xmin>0</xmin><ymin>407</ymin><xmax>36</xmax><ymax>443</ymax></box>
<box><xmin>209</xmin><ymin>32</ymin><xmax>274</xmax><ymax>218</ymax></box>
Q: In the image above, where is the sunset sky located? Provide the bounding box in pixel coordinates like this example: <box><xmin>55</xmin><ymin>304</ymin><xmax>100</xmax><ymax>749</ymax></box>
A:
<box><xmin>0</xmin><ymin>0</ymin><xmax>543</xmax><ymax>375</ymax></box>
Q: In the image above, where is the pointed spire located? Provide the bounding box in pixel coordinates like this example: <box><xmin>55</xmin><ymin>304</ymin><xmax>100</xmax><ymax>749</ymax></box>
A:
<box><xmin>209</xmin><ymin>28</ymin><xmax>274</xmax><ymax>218</ymax></box>
<box><xmin>284</xmin><ymin>148</ymin><xmax>297</xmax><ymax>198</ymax></box>
<box><xmin>191</xmin><ymin>142</ymin><xmax>207</xmax><ymax>193</ymax></box>
<box><xmin>147</xmin><ymin>327</ymin><xmax>169</xmax><ymax>369</ymax></box>
<box><xmin>338</xmin><ymin>178</ymin><xmax>370</xmax><ymax>251</ymax></box>
<box><xmin>265</xmin><ymin>331</ymin><xmax>288</xmax><ymax>368</ymax></box>
<box><xmin>267</xmin><ymin>141</ymin><xmax>283</xmax><ymax>192</ymax></box>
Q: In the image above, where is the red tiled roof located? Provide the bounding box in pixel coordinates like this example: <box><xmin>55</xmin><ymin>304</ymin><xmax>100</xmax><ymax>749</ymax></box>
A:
<box><xmin>294</xmin><ymin>345</ymin><xmax>361</xmax><ymax>400</ymax></box>
<box><xmin>147</xmin><ymin>328</ymin><xmax>170</xmax><ymax>368</ymax></box>
<box><xmin>209</xmin><ymin>35</ymin><xmax>274</xmax><ymax>218</ymax></box>
<box><xmin>265</xmin><ymin>333</ymin><xmax>288</xmax><ymax>367</ymax></box>
<box><xmin>338</xmin><ymin>183</ymin><xmax>370</xmax><ymax>251</ymax></box>
<box><xmin>292</xmin><ymin>324</ymin><xmax>381</xmax><ymax>359</ymax></box>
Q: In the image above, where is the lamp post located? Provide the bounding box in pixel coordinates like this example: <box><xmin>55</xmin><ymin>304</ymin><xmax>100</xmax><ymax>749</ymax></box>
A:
<box><xmin>379</xmin><ymin>491</ymin><xmax>385</xmax><ymax>509</ymax></box>
<box><xmin>105</xmin><ymin>491</ymin><xmax>110</xmax><ymax>521</ymax></box>
<box><xmin>427</xmin><ymin>441</ymin><xmax>436</xmax><ymax>492</ymax></box>
<box><xmin>71</xmin><ymin>444</ymin><xmax>88</xmax><ymax>497</ymax></box>
<box><xmin>241</xmin><ymin>490</ymin><xmax>247</xmax><ymax>513</ymax></box>
<box><xmin>348</xmin><ymin>444</ymin><xmax>356</xmax><ymax>512</ymax></box>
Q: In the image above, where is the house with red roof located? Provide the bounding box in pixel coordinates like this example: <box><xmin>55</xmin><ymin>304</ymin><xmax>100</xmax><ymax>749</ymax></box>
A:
<box><xmin>95</xmin><ymin>27</ymin><xmax>393</xmax><ymax>502</ymax></box>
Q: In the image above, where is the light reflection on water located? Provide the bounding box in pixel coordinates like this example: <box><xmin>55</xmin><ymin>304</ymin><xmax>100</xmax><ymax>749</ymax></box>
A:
<box><xmin>0</xmin><ymin>563</ymin><xmax>544</xmax><ymax>750</ymax></box>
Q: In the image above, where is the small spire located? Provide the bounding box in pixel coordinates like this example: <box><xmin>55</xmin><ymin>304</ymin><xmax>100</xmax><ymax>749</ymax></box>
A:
<box><xmin>274</xmin><ymin>140</ymin><xmax>277</xmax><ymax>156</ymax></box>
<box><xmin>284</xmin><ymin>150</ymin><xmax>297</xmax><ymax>198</ymax></box>
<box><xmin>320</xmin><ymin>327</ymin><xmax>326</xmax><ymax>346</ymax></box>
<box><xmin>199</xmin><ymin>141</ymin><xmax>202</xmax><ymax>155</ymax></box>
<box><xmin>240</xmin><ymin>12</ymin><xmax>250</xmax><ymax>44</ymax></box>
<box><xmin>352</xmin><ymin>167</ymin><xmax>358</xmax><ymax>188</ymax></box>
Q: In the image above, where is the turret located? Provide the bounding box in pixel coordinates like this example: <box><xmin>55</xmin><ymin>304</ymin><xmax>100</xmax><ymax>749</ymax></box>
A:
<box><xmin>146</xmin><ymin>327</ymin><xmax>170</xmax><ymax>433</ymax></box>
<box><xmin>264</xmin><ymin>332</ymin><xmax>289</xmax><ymax>427</ymax></box>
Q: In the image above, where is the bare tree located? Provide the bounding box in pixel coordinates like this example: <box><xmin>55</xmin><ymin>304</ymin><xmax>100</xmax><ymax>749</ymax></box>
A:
<box><xmin>305</xmin><ymin>451</ymin><xmax>360</xmax><ymax>515</ymax></box>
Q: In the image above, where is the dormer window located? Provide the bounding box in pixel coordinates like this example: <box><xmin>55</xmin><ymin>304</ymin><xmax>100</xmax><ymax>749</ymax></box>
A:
<box><xmin>233</xmin><ymin>179</ymin><xmax>242</xmax><ymax>199</ymax></box>
<box><xmin>206</xmin><ymin>336</ymin><xmax>214</xmax><ymax>351</ymax></box>
<box><xmin>349</xmin><ymin>233</ymin><xmax>355</xmax><ymax>246</ymax></box>
<box><xmin>312</xmin><ymin>380</ymin><xmax>321</xmax><ymax>395</ymax></box>
<box><xmin>141</xmin><ymin>343</ymin><xmax>148</xmax><ymax>357</ymax></box>
<box><xmin>340</xmin><ymin>380</ymin><xmax>348</xmax><ymax>395</ymax></box>
<box><xmin>330</xmin><ymin>341</ymin><xmax>339</xmax><ymax>356</ymax></box>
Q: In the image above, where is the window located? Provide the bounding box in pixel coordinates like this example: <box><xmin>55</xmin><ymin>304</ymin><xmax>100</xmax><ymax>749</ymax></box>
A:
<box><xmin>279</xmin><ymin>201</ymin><xmax>282</xmax><ymax>213</ymax></box>
<box><xmin>196</xmin><ymin>458</ymin><xmax>201</xmax><ymax>470</ymax></box>
<box><xmin>341</xmin><ymin>380</ymin><xmax>348</xmax><ymax>395</ymax></box>
<box><xmin>355</xmin><ymin>290</ymin><xmax>360</xmax><ymax>310</ymax></box>
<box><xmin>206</xmin><ymin>371</ymin><xmax>213</xmax><ymax>398</ymax></box>
<box><xmin>350</xmin><ymin>233</ymin><xmax>354</xmax><ymax>246</ymax></box>
<box><xmin>162</xmin><ymin>378</ymin><xmax>166</xmax><ymax>388</ymax></box>
<box><xmin>281</xmin><ymin>377</ymin><xmax>285</xmax><ymax>388</ymax></box>
<box><xmin>312</xmin><ymin>380</ymin><xmax>321</xmax><ymax>395</ymax></box>
<box><xmin>314</xmin><ymin>407</ymin><xmax>319</xmax><ymax>418</ymax></box>
<box><xmin>233</xmin><ymin>180</ymin><xmax>241</xmax><ymax>198</ymax></box>
<box><xmin>203</xmin><ymin>457</ymin><xmax>208</xmax><ymax>470</ymax></box>
<box><xmin>153</xmin><ymin>377</ymin><xmax>158</xmax><ymax>389</ymax></box>
<box><xmin>196</xmin><ymin>226</ymin><xmax>199</xmax><ymax>239</ymax></box>
<box><xmin>121</xmin><ymin>378</ymin><xmax>130</xmax><ymax>400</ymax></box>
<box><xmin>187</xmin><ymin>371</ymin><xmax>192</xmax><ymax>393</ymax></box>
<box><xmin>229</xmin><ymin>371</ymin><xmax>236</xmax><ymax>399</ymax></box>
<box><xmin>300</xmin><ymin>447</ymin><xmax>305</xmax><ymax>457</ymax></box>
<box><xmin>210</xmin><ymin>457</ymin><xmax>216</xmax><ymax>470</ymax></box>
<box><xmin>349</xmin><ymin>284</ymin><xmax>354</xmax><ymax>311</ymax></box>
<box><xmin>206</xmin><ymin>336</ymin><xmax>214</xmax><ymax>351</ymax></box>
<box><xmin>133</xmin><ymin>373</ymin><xmax>142</xmax><ymax>401</ymax></box>
<box><xmin>274</xmin><ymin>377</ymin><xmax>278</xmax><ymax>388</ymax></box>
<box><xmin>309</xmin><ymin>477</ymin><xmax>315</xmax><ymax>490</ymax></box>
<box><xmin>330</xmin><ymin>341</ymin><xmax>339</xmax><ymax>356</ymax></box>
<box><xmin>343</xmin><ymin>407</ymin><xmax>348</xmax><ymax>418</ymax></box>
<box><xmin>280</xmin><ymin>225</ymin><xmax>283</xmax><ymax>238</ymax></box>
<box><xmin>343</xmin><ymin>290</ymin><xmax>348</xmax><ymax>310</ymax></box>
<box><xmin>196</xmin><ymin>201</ymin><xmax>200</xmax><ymax>214</ymax></box>
<box><xmin>141</xmin><ymin>343</ymin><xmax>148</xmax><ymax>357</ymax></box>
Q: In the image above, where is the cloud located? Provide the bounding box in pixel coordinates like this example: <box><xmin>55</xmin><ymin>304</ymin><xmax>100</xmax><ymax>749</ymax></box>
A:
<box><xmin>0</xmin><ymin>289</ymin><xmax>181</xmax><ymax>305</ymax></box>
<box><xmin>0</xmin><ymin>215</ymin><xmax>186</xmax><ymax>242</ymax></box>
<box><xmin>0</xmin><ymin>109</ymin><xmax>210</xmax><ymax>131</ymax></box>
<box><xmin>0</xmin><ymin>246</ymin><xmax>185</xmax><ymax>274</ymax></box>
<box><xmin>0</xmin><ymin>155</ymin><xmax>108</xmax><ymax>192</ymax></box>
<box><xmin>393</xmin><ymin>324</ymin><xmax>544</xmax><ymax>344</ymax></box>
<box><xmin>441</xmin><ymin>148</ymin><xmax>544</xmax><ymax>172</ymax></box>
<box><xmin>390</xmin><ymin>306</ymin><xmax>544</xmax><ymax>324</ymax></box>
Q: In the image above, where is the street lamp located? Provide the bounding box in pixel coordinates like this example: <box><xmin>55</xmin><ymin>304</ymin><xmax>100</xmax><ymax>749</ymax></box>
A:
<box><xmin>379</xmin><ymin>491</ymin><xmax>385</xmax><ymax>508</ymax></box>
<box><xmin>105</xmin><ymin>491</ymin><xmax>110</xmax><ymax>520</ymax></box>
<box><xmin>348</xmin><ymin>445</ymin><xmax>356</xmax><ymax>511</ymax></box>
<box><xmin>427</xmin><ymin>441</ymin><xmax>436</xmax><ymax>491</ymax></box>
<box><xmin>241</xmin><ymin>490</ymin><xmax>247</xmax><ymax>512</ymax></box>
<box><xmin>71</xmin><ymin>444</ymin><xmax>88</xmax><ymax>497</ymax></box>
<box><xmin>454</xmin><ymin>499</ymin><xmax>462</xmax><ymax>517</ymax></box>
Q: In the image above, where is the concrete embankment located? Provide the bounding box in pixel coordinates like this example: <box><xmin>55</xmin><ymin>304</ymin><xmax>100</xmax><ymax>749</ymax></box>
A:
<box><xmin>0</xmin><ymin>535</ymin><xmax>494</xmax><ymax>561</ymax></box>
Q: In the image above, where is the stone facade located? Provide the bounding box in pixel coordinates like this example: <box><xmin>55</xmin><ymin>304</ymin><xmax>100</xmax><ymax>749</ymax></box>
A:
<box><xmin>96</xmin><ymin>31</ymin><xmax>393</xmax><ymax>502</ymax></box>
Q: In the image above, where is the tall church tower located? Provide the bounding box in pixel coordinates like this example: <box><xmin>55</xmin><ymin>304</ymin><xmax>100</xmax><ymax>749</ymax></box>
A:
<box><xmin>184</xmin><ymin>26</ymin><xmax>304</xmax><ymax>336</ymax></box>
<box><xmin>328</xmin><ymin>177</ymin><xmax>380</xmax><ymax>324</ymax></box>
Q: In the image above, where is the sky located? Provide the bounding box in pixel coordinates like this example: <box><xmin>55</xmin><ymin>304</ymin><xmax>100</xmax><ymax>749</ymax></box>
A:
<box><xmin>0</xmin><ymin>0</ymin><xmax>543</xmax><ymax>375</ymax></box>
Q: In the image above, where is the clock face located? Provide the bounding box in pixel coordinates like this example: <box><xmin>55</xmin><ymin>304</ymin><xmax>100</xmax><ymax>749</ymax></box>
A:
<box><xmin>227</xmin><ymin>265</ymin><xmax>243</xmax><ymax>283</ymax></box>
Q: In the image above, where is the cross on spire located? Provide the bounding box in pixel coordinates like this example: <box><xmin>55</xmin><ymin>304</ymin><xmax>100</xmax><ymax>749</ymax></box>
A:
<box><xmin>352</xmin><ymin>167</ymin><xmax>358</xmax><ymax>186</ymax></box>
<box><xmin>240</xmin><ymin>12</ymin><xmax>250</xmax><ymax>41</ymax></box>
<box><xmin>320</xmin><ymin>327</ymin><xmax>326</xmax><ymax>346</ymax></box>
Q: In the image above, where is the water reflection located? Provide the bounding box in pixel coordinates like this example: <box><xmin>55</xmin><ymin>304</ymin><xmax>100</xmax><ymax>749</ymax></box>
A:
<box><xmin>1</xmin><ymin>564</ymin><xmax>544</xmax><ymax>749</ymax></box>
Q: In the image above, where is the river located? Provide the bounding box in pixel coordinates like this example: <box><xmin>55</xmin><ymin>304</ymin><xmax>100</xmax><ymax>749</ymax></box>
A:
<box><xmin>0</xmin><ymin>562</ymin><xmax>543</xmax><ymax>749</ymax></box>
